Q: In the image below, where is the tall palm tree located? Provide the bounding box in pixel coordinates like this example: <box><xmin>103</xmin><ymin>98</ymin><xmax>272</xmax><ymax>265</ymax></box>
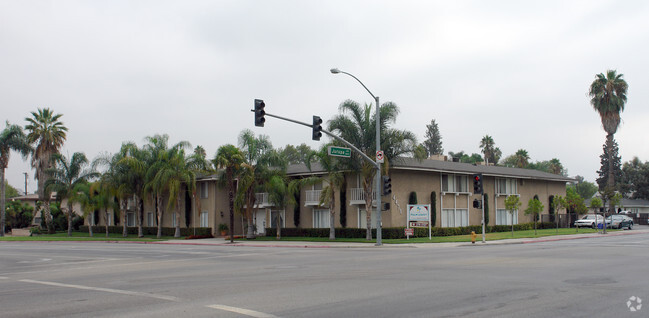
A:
<box><xmin>187</xmin><ymin>145</ymin><xmax>214</xmax><ymax>233</ymax></box>
<box><xmin>45</xmin><ymin>152</ymin><xmax>98</xmax><ymax>236</ymax></box>
<box><xmin>119</xmin><ymin>142</ymin><xmax>150</xmax><ymax>237</ymax></box>
<box><xmin>0</xmin><ymin>121</ymin><xmax>32</xmax><ymax>236</ymax></box>
<box><xmin>328</xmin><ymin>99</ymin><xmax>417</xmax><ymax>240</ymax></box>
<box><xmin>479</xmin><ymin>135</ymin><xmax>495</xmax><ymax>165</ymax></box>
<box><xmin>95</xmin><ymin>148</ymin><xmax>133</xmax><ymax>237</ymax></box>
<box><xmin>25</xmin><ymin>108</ymin><xmax>68</xmax><ymax>234</ymax></box>
<box><xmin>589</xmin><ymin>69</ymin><xmax>628</xmax><ymax>212</ymax></box>
<box><xmin>513</xmin><ymin>149</ymin><xmax>530</xmax><ymax>168</ymax></box>
<box><xmin>214</xmin><ymin>144</ymin><xmax>244</xmax><ymax>243</ymax></box>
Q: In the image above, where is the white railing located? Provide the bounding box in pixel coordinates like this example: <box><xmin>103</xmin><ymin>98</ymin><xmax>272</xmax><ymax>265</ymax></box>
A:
<box><xmin>305</xmin><ymin>190</ymin><xmax>322</xmax><ymax>206</ymax></box>
<box><xmin>349</xmin><ymin>188</ymin><xmax>376</xmax><ymax>205</ymax></box>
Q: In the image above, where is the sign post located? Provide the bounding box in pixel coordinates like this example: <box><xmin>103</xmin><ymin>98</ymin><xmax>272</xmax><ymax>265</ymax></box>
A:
<box><xmin>407</xmin><ymin>204</ymin><xmax>432</xmax><ymax>240</ymax></box>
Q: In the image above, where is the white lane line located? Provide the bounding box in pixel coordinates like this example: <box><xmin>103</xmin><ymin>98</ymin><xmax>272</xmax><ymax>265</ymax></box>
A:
<box><xmin>19</xmin><ymin>279</ymin><xmax>180</xmax><ymax>302</ymax></box>
<box><xmin>0</xmin><ymin>276</ymin><xmax>8</xmax><ymax>279</ymax></box>
<box><xmin>207</xmin><ymin>304</ymin><xmax>281</xmax><ymax>318</ymax></box>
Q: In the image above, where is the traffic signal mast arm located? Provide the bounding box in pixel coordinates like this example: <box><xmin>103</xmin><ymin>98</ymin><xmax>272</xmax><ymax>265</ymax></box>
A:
<box><xmin>250</xmin><ymin>108</ymin><xmax>379</xmax><ymax>169</ymax></box>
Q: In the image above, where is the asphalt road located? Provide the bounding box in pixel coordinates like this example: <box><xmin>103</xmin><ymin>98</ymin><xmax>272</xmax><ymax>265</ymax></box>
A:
<box><xmin>1</xmin><ymin>233</ymin><xmax>648</xmax><ymax>318</ymax></box>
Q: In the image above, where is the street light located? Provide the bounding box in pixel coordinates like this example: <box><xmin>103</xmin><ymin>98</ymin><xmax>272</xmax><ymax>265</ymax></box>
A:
<box><xmin>331</xmin><ymin>67</ymin><xmax>383</xmax><ymax>246</ymax></box>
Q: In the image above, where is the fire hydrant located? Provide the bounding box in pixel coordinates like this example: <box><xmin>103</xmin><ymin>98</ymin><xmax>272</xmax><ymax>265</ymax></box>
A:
<box><xmin>471</xmin><ymin>231</ymin><xmax>477</xmax><ymax>244</ymax></box>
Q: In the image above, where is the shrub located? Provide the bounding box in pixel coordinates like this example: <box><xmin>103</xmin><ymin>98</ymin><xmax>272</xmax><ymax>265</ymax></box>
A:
<box><xmin>77</xmin><ymin>226</ymin><xmax>213</xmax><ymax>237</ymax></box>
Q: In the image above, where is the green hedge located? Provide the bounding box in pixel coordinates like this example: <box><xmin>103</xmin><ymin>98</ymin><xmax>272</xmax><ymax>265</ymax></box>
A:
<box><xmin>78</xmin><ymin>226</ymin><xmax>212</xmax><ymax>237</ymax></box>
<box><xmin>265</xmin><ymin>222</ymin><xmax>556</xmax><ymax>239</ymax></box>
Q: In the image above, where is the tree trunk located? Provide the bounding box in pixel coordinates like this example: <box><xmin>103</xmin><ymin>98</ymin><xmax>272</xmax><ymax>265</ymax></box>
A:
<box><xmin>105</xmin><ymin>208</ymin><xmax>109</xmax><ymax>237</ymax></box>
<box><xmin>606</xmin><ymin>133</ymin><xmax>616</xmax><ymax>217</ymax></box>
<box><xmin>44</xmin><ymin>200</ymin><xmax>54</xmax><ymax>234</ymax></box>
<box><xmin>276</xmin><ymin>212</ymin><xmax>281</xmax><ymax>240</ymax></box>
<box><xmin>88</xmin><ymin>221</ymin><xmax>93</xmax><ymax>237</ymax></box>
<box><xmin>364</xmin><ymin>176</ymin><xmax>373</xmax><ymax>241</ymax></box>
<box><xmin>156</xmin><ymin>195</ymin><xmax>163</xmax><ymax>239</ymax></box>
<box><xmin>0</xmin><ymin>168</ymin><xmax>6</xmax><ymax>237</ymax></box>
<box><xmin>329</xmin><ymin>191</ymin><xmax>336</xmax><ymax>240</ymax></box>
<box><xmin>121</xmin><ymin>199</ymin><xmax>127</xmax><ymax>237</ymax></box>
<box><xmin>67</xmin><ymin>202</ymin><xmax>73</xmax><ymax>237</ymax></box>
<box><xmin>137</xmin><ymin>195</ymin><xmax>143</xmax><ymax>237</ymax></box>
<box><xmin>174</xmin><ymin>197</ymin><xmax>181</xmax><ymax>238</ymax></box>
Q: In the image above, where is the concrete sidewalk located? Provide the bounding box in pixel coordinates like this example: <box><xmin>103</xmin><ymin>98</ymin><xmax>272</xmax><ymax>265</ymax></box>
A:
<box><xmin>156</xmin><ymin>226</ymin><xmax>649</xmax><ymax>248</ymax></box>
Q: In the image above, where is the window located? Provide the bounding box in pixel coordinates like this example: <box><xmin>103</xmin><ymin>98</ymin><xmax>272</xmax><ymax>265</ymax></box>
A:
<box><xmin>313</xmin><ymin>209</ymin><xmax>330</xmax><ymax>228</ymax></box>
<box><xmin>441</xmin><ymin>209</ymin><xmax>468</xmax><ymax>227</ymax></box>
<box><xmin>147</xmin><ymin>212</ymin><xmax>154</xmax><ymax>227</ymax></box>
<box><xmin>200</xmin><ymin>211</ymin><xmax>208</xmax><ymax>227</ymax></box>
<box><xmin>358</xmin><ymin>209</ymin><xmax>378</xmax><ymax>229</ymax></box>
<box><xmin>442</xmin><ymin>174</ymin><xmax>468</xmax><ymax>193</ymax></box>
<box><xmin>200</xmin><ymin>182</ymin><xmax>208</xmax><ymax>199</ymax></box>
<box><xmin>496</xmin><ymin>209</ymin><xmax>518</xmax><ymax>225</ymax></box>
<box><xmin>127</xmin><ymin>212</ymin><xmax>135</xmax><ymax>227</ymax></box>
<box><xmin>270</xmin><ymin>210</ymin><xmax>285</xmax><ymax>228</ymax></box>
<box><xmin>496</xmin><ymin>178</ymin><xmax>518</xmax><ymax>195</ymax></box>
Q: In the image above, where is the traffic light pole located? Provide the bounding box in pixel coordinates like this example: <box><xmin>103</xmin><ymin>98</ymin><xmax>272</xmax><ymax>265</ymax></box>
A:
<box><xmin>481</xmin><ymin>194</ymin><xmax>486</xmax><ymax>243</ymax></box>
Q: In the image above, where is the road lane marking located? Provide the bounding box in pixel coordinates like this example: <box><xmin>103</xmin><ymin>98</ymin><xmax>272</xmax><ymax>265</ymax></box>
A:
<box><xmin>19</xmin><ymin>279</ymin><xmax>180</xmax><ymax>302</ymax></box>
<box><xmin>207</xmin><ymin>304</ymin><xmax>281</xmax><ymax>318</ymax></box>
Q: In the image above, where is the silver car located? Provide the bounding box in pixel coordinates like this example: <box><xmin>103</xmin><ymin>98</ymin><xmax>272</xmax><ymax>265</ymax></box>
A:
<box><xmin>574</xmin><ymin>214</ymin><xmax>603</xmax><ymax>228</ymax></box>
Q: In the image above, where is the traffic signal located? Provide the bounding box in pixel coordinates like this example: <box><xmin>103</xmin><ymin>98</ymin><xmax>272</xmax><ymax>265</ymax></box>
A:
<box><xmin>254</xmin><ymin>99</ymin><xmax>265</xmax><ymax>127</ymax></box>
<box><xmin>473</xmin><ymin>173</ymin><xmax>483</xmax><ymax>194</ymax></box>
<box><xmin>312</xmin><ymin>116</ymin><xmax>323</xmax><ymax>141</ymax></box>
<box><xmin>382</xmin><ymin>175</ymin><xmax>392</xmax><ymax>196</ymax></box>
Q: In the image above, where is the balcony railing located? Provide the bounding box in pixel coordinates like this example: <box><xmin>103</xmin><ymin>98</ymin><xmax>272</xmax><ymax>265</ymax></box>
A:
<box><xmin>305</xmin><ymin>190</ymin><xmax>323</xmax><ymax>206</ymax></box>
<box><xmin>349</xmin><ymin>188</ymin><xmax>376</xmax><ymax>206</ymax></box>
<box><xmin>254</xmin><ymin>192</ymin><xmax>271</xmax><ymax>208</ymax></box>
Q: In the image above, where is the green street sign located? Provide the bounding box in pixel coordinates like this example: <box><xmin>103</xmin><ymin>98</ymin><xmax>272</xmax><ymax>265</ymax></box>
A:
<box><xmin>328</xmin><ymin>146</ymin><xmax>351</xmax><ymax>158</ymax></box>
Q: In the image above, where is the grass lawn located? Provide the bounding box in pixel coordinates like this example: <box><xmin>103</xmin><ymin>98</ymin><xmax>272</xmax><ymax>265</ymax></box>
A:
<box><xmin>243</xmin><ymin>228</ymin><xmax>615</xmax><ymax>244</ymax></box>
<box><xmin>0</xmin><ymin>231</ymin><xmax>178</xmax><ymax>242</ymax></box>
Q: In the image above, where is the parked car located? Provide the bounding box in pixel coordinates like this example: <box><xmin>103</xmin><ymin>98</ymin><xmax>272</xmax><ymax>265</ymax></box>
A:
<box><xmin>606</xmin><ymin>214</ymin><xmax>634</xmax><ymax>230</ymax></box>
<box><xmin>574</xmin><ymin>214</ymin><xmax>603</xmax><ymax>228</ymax></box>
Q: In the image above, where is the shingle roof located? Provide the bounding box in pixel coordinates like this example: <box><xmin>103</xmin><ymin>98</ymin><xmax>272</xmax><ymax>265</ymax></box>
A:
<box><xmin>287</xmin><ymin>157</ymin><xmax>574</xmax><ymax>183</ymax></box>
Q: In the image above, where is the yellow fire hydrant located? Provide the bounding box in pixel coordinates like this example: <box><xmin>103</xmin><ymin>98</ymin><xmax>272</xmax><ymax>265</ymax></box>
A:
<box><xmin>471</xmin><ymin>231</ymin><xmax>477</xmax><ymax>244</ymax></box>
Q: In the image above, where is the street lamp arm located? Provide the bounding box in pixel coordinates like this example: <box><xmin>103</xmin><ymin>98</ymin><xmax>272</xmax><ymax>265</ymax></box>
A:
<box><xmin>331</xmin><ymin>69</ymin><xmax>377</xmax><ymax>101</ymax></box>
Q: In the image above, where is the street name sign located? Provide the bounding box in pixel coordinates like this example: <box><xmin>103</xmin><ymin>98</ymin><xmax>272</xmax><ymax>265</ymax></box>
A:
<box><xmin>328</xmin><ymin>146</ymin><xmax>351</xmax><ymax>158</ymax></box>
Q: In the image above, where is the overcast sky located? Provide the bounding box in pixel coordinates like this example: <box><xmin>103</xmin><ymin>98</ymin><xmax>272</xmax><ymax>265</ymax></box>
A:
<box><xmin>2</xmin><ymin>0</ymin><xmax>649</xmax><ymax>194</ymax></box>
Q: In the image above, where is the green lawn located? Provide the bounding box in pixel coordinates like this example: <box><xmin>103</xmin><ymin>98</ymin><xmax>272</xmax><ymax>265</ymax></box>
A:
<box><xmin>0</xmin><ymin>231</ymin><xmax>176</xmax><ymax>242</ymax></box>
<box><xmin>244</xmin><ymin>228</ymin><xmax>613</xmax><ymax>244</ymax></box>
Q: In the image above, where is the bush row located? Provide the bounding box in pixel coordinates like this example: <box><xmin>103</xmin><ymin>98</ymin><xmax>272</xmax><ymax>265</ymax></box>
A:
<box><xmin>264</xmin><ymin>222</ymin><xmax>557</xmax><ymax>239</ymax></box>
<box><xmin>78</xmin><ymin>226</ymin><xmax>212</xmax><ymax>237</ymax></box>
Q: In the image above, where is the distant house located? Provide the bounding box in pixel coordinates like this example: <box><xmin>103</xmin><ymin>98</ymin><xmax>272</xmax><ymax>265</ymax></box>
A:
<box><xmin>10</xmin><ymin>193</ymin><xmax>84</xmax><ymax>226</ymax></box>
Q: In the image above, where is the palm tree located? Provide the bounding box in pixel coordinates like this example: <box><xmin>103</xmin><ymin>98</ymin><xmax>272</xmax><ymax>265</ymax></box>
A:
<box><xmin>0</xmin><ymin>121</ymin><xmax>31</xmax><ymax>236</ymax></box>
<box><xmin>150</xmin><ymin>147</ymin><xmax>196</xmax><ymax>238</ymax></box>
<box><xmin>144</xmin><ymin>134</ymin><xmax>191</xmax><ymax>238</ymax></box>
<box><xmin>119</xmin><ymin>142</ymin><xmax>150</xmax><ymax>237</ymax></box>
<box><xmin>479</xmin><ymin>135</ymin><xmax>495</xmax><ymax>165</ymax></box>
<box><xmin>513</xmin><ymin>149</ymin><xmax>530</xmax><ymax>168</ymax></box>
<box><xmin>307</xmin><ymin>144</ymin><xmax>345</xmax><ymax>240</ymax></box>
<box><xmin>589</xmin><ymin>70</ymin><xmax>628</xmax><ymax>213</ymax></box>
<box><xmin>25</xmin><ymin>108</ymin><xmax>68</xmax><ymax>234</ymax></box>
<box><xmin>187</xmin><ymin>146</ymin><xmax>214</xmax><ymax>233</ymax></box>
<box><xmin>214</xmin><ymin>144</ymin><xmax>244</xmax><ymax>243</ymax></box>
<box><xmin>69</xmin><ymin>182</ymin><xmax>95</xmax><ymax>236</ymax></box>
<box><xmin>45</xmin><ymin>152</ymin><xmax>98</xmax><ymax>236</ymax></box>
<box><xmin>329</xmin><ymin>99</ymin><xmax>417</xmax><ymax>240</ymax></box>
<box><xmin>95</xmin><ymin>148</ymin><xmax>133</xmax><ymax>237</ymax></box>
<box><xmin>234</xmin><ymin>130</ymin><xmax>284</xmax><ymax>239</ymax></box>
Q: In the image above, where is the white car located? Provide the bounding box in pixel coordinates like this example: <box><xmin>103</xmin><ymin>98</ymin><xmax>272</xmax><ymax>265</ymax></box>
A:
<box><xmin>574</xmin><ymin>214</ymin><xmax>603</xmax><ymax>228</ymax></box>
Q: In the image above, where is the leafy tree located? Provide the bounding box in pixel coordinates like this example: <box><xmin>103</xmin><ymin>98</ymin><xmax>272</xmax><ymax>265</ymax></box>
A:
<box><xmin>430</xmin><ymin>191</ymin><xmax>437</xmax><ymax>227</ymax></box>
<box><xmin>1</xmin><ymin>121</ymin><xmax>31</xmax><ymax>236</ymax></box>
<box><xmin>589</xmin><ymin>70</ymin><xmax>628</xmax><ymax>214</ymax></box>
<box><xmin>621</xmin><ymin>157</ymin><xmax>649</xmax><ymax>200</ymax></box>
<box><xmin>69</xmin><ymin>181</ymin><xmax>95</xmax><ymax>236</ymax></box>
<box><xmin>589</xmin><ymin>197</ymin><xmax>603</xmax><ymax>213</ymax></box>
<box><xmin>524</xmin><ymin>197</ymin><xmax>544</xmax><ymax>235</ymax></box>
<box><xmin>214</xmin><ymin>144</ymin><xmax>244</xmax><ymax>243</ymax></box>
<box><xmin>551</xmin><ymin>195</ymin><xmax>567</xmax><ymax>233</ymax></box>
<box><xmin>5</xmin><ymin>200</ymin><xmax>33</xmax><ymax>229</ymax></box>
<box><xmin>45</xmin><ymin>152</ymin><xmax>98</xmax><ymax>236</ymax></box>
<box><xmin>504</xmin><ymin>195</ymin><xmax>521</xmax><ymax>236</ymax></box>
<box><xmin>329</xmin><ymin>99</ymin><xmax>417</xmax><ymax>240</ymax></box>
<box><xmin>596</xmin><ymin>138</ymin><xmax>622</xmax><ymax>191</ymax></box>
<box><xmin>413</xmin><ymin>144</ymin><xmax>428</xmax><ymax>160</ymax></box>
<box><xmin>408</xmin><ymin>191</ymin><xmax>417</xmax><ymax>204</ymax></box>
<box><xmin>569</xmin><ymin>176</ymin><xmax>598</xmax><ymax>200</ymax></box>
<box><xmin>423</xmin><ymin>119</ymin><xmax>443</xmax><ymax>156</ymax></box>
<box><xmin>279</xmin><ymin>143</ymin><xmax>313</xmax><ymax>165</ymax></box>
<box><xmin>566</xmin><ymin>187</ymin><xmax>588</xmax><ymax>232</ymax></box>
<box><xmin>25</xmin><ymin>108</ymin><xmax>68</xmax><ymax>233</ymax></box>
<box><xmin>483</xmin><ymin>193</ymin><xmax>489</xmax><ymax>226</ymax></box>
<box><xmin>447</xmin><ymin>151</ymin><xmax>483</xmax><ymax>164</ymax></box>
<box><xmin>3</xmin><ymin>181</ymin><xmax>20</xmax><ymax>199</ymax></box>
